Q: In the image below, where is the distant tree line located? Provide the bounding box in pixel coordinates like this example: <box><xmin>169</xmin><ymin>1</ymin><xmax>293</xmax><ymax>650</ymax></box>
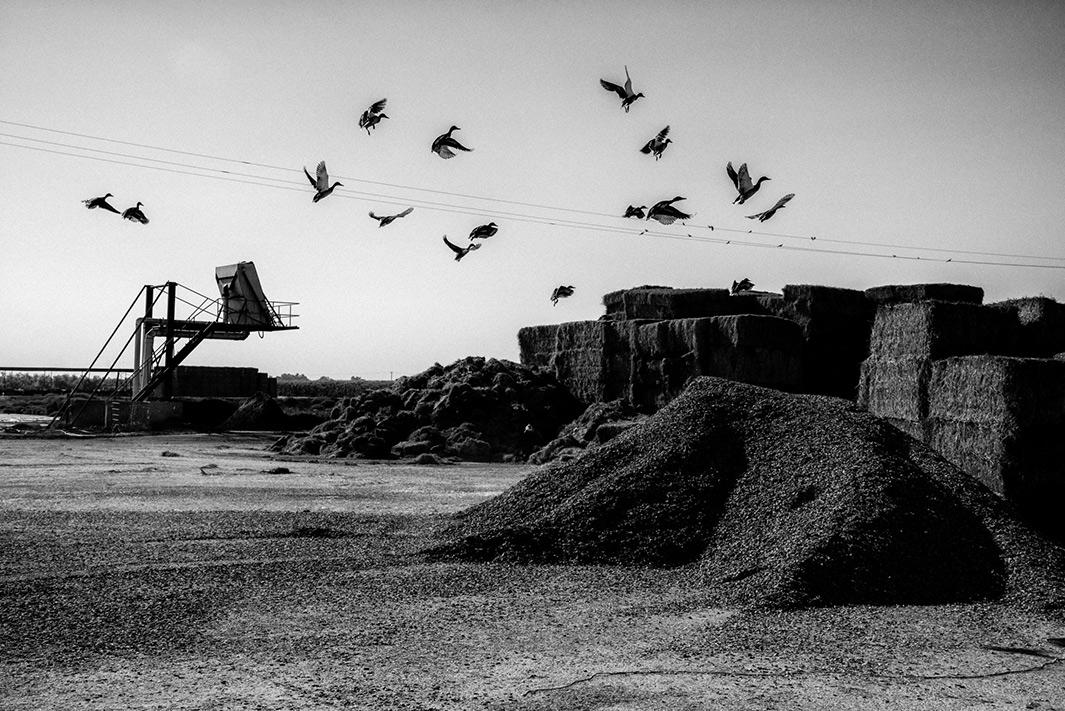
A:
<box><xmin>0</xmin><ymin>372</ymin><xmax>121</xmax><ymax>395</ymax></box>
<box><xmin>275</xmin><ymin>374</ymin><xmax>391</xmax><ymax>398</ymax></box>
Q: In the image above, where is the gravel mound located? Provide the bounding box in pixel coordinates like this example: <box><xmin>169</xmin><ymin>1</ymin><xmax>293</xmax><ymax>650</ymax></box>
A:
<box><xmin>273</xmin><ymin>357</ymin><xmax>581</xmax><ymax>461</ymax></box>
<box><xmin>431</xmin><ymin>377</ymin><xmax>1065</xmax><ymax>610</ymax></box>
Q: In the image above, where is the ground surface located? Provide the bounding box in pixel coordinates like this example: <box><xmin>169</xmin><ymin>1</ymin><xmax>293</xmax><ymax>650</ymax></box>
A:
<box><xmin>1</xmin><ymin>432</ymin><xmax>1063</xmax><ymax>710</ymax></box>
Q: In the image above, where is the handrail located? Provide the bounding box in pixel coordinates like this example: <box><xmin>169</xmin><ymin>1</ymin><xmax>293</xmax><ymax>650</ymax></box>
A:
<box><xmin>48</xmin><ymin>286</ymin><xmax>147</xmax><ymax>429</ymax></box>
<box><xmin>67</xmin><ymin>312</ymin><xmax>144</xmax><ymax>425</ymax></box>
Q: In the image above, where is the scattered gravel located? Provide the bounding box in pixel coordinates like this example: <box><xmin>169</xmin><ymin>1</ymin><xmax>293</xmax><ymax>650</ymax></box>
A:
<box><xmin>431</xmin><ymin>377</ymin><xmax>1065</xmax><ymax>610</ymax></box>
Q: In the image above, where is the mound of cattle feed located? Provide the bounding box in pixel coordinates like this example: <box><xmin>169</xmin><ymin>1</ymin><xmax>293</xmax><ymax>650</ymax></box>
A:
<box><xmin>273</xmin><ymin>357</ymin><xmax>581</xmax><ymax>461</ymax></box>
<box><xmin>432</xmin><ymin>377</ymin><xmax>1065</xmax><ymax>610</ymax></box>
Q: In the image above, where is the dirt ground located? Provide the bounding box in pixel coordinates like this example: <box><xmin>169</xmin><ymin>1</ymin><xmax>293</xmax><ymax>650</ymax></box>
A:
<box><xmin>1</xmin><ymin>432</ymin><xmax>1063</xmax><ymax>710</ymax></box>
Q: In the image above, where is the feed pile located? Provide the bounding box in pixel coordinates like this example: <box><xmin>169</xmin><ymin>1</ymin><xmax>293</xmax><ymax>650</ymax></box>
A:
<box><xmin>272</xmin><ymin>357</ymin><xmax>581</xmax><ymax>461</ymax></box>
<box><xmin>219</xmin><ymin>392</ymin><xmax>289</xmax><ymax>430</ymax></box>
<box><xmin>528</xmin><ymin>399</ymin><xmax>647</xmax><ymax>464</ymax></box>
<box><xmin>432</xmin><ymin>377</ymin><xmax>1065</xmax><ymax>610</ymax></box>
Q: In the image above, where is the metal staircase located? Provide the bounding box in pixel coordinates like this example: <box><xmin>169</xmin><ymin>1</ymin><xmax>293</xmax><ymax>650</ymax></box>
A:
<box><xmin>53</xmin><ymin>262</ymin><xmax>298</xmax><ymax>429</ymax></box>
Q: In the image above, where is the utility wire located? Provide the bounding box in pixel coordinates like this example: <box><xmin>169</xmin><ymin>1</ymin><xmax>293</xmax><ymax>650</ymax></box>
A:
<box><xmin>0</xmin><ymin>118</ymin><xmax>609</xmax><ymax>218</ymax></box>
<box><xmin>8</xmin><ymin>117</ymin><xmax>1064</xmax><ymax>263</ymax></box>
<box><xmin>12</xmin><ymin>116</ymin><xmax>1065</xmax><ymax>265</ymax></box>
<box><xmin>6</xmin><ymin>118</ymin><xmax>1064</xmax><ymax>263</ymax></box>
<box><xmin>4</xmin><ymin>134</ymin><xmax>1064</xmax><ymax>271</ymax></box>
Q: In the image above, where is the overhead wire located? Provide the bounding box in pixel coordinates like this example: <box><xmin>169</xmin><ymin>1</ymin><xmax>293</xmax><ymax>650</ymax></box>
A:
<box><xmin>8</xmin><ymin>117</ymin><xmax>1065</xmax><ymax>264</ymax></box>
<box><xmin>3</xmin><ymin>126</ymin><xmax>1065</xmax><ymax>271</ymax></box>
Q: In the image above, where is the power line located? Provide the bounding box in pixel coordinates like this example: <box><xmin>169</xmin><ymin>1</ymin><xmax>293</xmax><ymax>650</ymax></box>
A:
<box><xmin>9</xmin><ymin>117</ymin><xmax>1065</xmax><ymax>264</ymax></box>
<box><xmin>0</xmin><ymin>117</ymin><xmax>610</xmax><ymax>219</ymax></box>
<box><xmin>3</xmin><ymin>134</ymin><xmax>1065</xmax><ymax>271</ymax></box>
<box><xmin>8</xmin><ymin>117</ymin><xmax>1065</xmax><ymax>264</ymax></box>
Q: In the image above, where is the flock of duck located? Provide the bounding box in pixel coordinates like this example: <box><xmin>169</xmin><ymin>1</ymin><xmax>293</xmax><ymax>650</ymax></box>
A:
<box><xmin>82</xmin><ymin>66</ymin><xmax>795</xmax><ymax>304</ymax></box>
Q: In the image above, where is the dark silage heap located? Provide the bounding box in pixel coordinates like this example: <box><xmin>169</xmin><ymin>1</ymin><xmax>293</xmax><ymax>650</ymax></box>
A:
<box><xmin>434</xmin><ymin>377</ymin><xmax>1065</xmax><ymax>610</ymax></box>
<box><xmin>275</xmin><ymin>357</ymin><xmax>581</xmax><ymax>461</ymax></box>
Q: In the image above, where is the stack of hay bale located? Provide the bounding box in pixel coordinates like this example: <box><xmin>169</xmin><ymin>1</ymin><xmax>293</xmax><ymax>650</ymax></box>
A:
<box><xmin>521</xmin><ymin>285</ymin><xmax>874</xmax><ymax>410</ymax></box>
<box><xmin>857</xmin><ymin>285</ymin><xmax>1009</xmax><ymax>439</ymax></box>
<box><xmin>628</xmin><ymin>315</ymin><xmax>802</xmax><ymax>410</ymax></box>
<box><xmin>859</xmin><ymin>287</ymin><xmax>1065</xmax><ymax>534</ymax></box>
<box><xmin>766</xmin><ymin>285</ymin><xmax>876</xmax><ymax>399</ymax></box>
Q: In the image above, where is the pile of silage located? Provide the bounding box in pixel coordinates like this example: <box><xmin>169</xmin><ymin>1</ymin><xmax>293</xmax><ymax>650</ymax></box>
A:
<box><xmin>528</xmin><ymin>399</ymin><xmax>648</xmax><ymax>464</ymax></box>
<box><xmin>273</xmin><ymin>357</ymin><xmax>581</xmax><ymax>461</ymax></box>
<box><xmin>431</xmin><ymin>377</ymin><xmax>1065</xmax><ymax>610</ymax></box>
<box><xmin>220</xmin><ymin>392</ymin><xmax>290</xmax><ymax>430</ymax></box>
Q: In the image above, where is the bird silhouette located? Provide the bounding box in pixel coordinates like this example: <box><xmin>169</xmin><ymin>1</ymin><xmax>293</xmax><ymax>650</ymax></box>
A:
<box><xmin>623</xmin><ymin>205</ymin><xmax>647</xmax><ymax>219</ymax></box>
<box><xmin>746</xmin><ymin>194</ymin><xmax>795</xmax><ymax>222</ymax></box>
<box><xmin>640</xmin><ymin>126</ymin><xmax>671</xmax><ymax>160</ymax></box>
<box><xmin>600</xmin><ymin>65</ymin><xmax>644</xmax><ymax>112</ymax></box>
<box><xmin>727</xmin><ymin>162</ymin><xmax>770</xmax><ymax>204</ymax></box>
<box><xmin>431</xmin><ymin>126</ymin><xmax>472</xmax><ymax>159</ymax></box>
<box><xmin>443</xmin><ymin>235</ymin><xmax>480</xmax><ymax>261</ymax></box>
<box><xmin>647</xmin><ymin>196</ymin><xmax>692</xmax><ymax>225</ymax></box>
<box><xmin>121</xmin><ymin>202</ymin><xmax>149</xmax><ymax>224</ymax></box>
<box><xmin>368</xmin><ymin>207</ymin><xmax>413</xmax><ymax>227</ymax></box>
<box><xmin>358</xmin><ymin>99</ymin><xmax>389</xmax><ymax>134</ymax></box>
<box><xmin>550</xmin><ymin>285</ymin><xmax>575</xmax><ymax>305</ymax></box>
<box><xmin>82</xmin><ymin>193</ymin><xmax>120</xmax><ymax>214</ymax></box>
<box><xmin>304</xmin><ymin>161</ymin><xmax>342</xmax><ymax>202</ymax></box>
<box><xmin>731</xmin><ymin>278</ymin><xmax>754</xmax><ymax>294</ymax></box>
<box><xmin>468</xmin><ymin>222</ymin><xmax>498</xmax><ymax>240</ymax></box>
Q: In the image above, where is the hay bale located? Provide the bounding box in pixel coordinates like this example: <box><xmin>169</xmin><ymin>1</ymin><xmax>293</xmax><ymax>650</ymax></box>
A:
<box><xmin>548</xmin><ymin>321</ymin><xmax>611</xmax><ymax>405</ymax></box>
<box><xmin>517</xmin><ymin>324</ymin><xmax>560</xmax><ymax>370</ymax></box>
<box><xmin>867</xmin><ymin>300</ymin><xmax>1013</xmax><ymax>360</ymax></box>
<box><xmin>602</xmin><ymin>286</ymin><xmax>746</xmax><ymax>320</ymax></box>
<box><xmin>432</xmin><ymin>377</ymin><xmax>1065</xmax><ymax>610</ymax></box>
<box><xmin>519</xmin><ymin>319</ymin><xmax>645</xmax><ymax>406</ymax></box>
<box><xmin>765</xmin><ymin>285</ymin><xmax>875</xmax><ymax>399</ymax></box>
<box><xmin>860</xmin><ymin>301</ymin><xmax>1015</xmax><ymax>435</ymax></box>
<box><xmin>928</xmin><ymin>356</ymin><xmax>1065</xmax><ymax>531</ymax></box>
<box><xmin>865</xmin><ymin>283</ymin><xmax>984</xmax><ymax>305</ymax></box>
<box><xmin>857</xmin><ymin>355</ymin><xmax>932</xmax><ymax>426</ymax></box>
<box><xmin>989</xmin><ymin>297</ymin><xmax>1065</xmax><ymax>357</ymax></box>
<box><xmin>630</xmin><ymin>315</ymin><xmax>802</xmax><ymax>410</ymax></box>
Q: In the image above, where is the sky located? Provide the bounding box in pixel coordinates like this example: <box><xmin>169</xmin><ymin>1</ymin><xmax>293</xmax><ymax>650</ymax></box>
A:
<box><xmin>1</xmin><ymin>0</ymin><xmax>1064</xmax><ymax>379</ymax></box>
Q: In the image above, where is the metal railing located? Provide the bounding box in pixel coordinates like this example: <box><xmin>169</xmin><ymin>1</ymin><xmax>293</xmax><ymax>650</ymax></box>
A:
<box><xmin>161</xmin><ymin>282</ymin><xmax>298</xmax><ymax>330</ymax></box>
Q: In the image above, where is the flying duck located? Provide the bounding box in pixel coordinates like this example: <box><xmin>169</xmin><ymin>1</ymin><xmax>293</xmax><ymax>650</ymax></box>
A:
<box><xmin>746</xmin><ymin>194</ymin><xmax>795</xmax><ymax>222</ymax></box>
<box><xmin>646</xmin><ymin>196</ymin><xmax>692</xmax><ymax>225</ymax></box>
<box><xmin>431</xmin><ymin>126</ymin><xmax>472</xmax><ymax>159</ymax></box>
<box><xmin>600</xmin><ymin>65</ymin><xmax>644</xmax><ymax>113</ymax></box>
<box><xmin>358</xmin><ymin>99</ymin><xmax>389</xmax><ymax>134</ymax></box>
<box><xmin>121</xmin><ymin>202</ymin><xmax>149</xmax><ymax>224</ymax></box>
<box><xmin>640</xmin><ymin>126</ymin><xmax>671</xmax><ymax>160</ymax></box>
<box><xmin>443</xmin><ymin>235</ymin><xmax>480</xmax><ymax>261</ymax></box>
<box><xmin>304</xmin><ymin>161</ymin><xmax>342</xmax><ymax>202</ymax></box>
<box><xmin>468</xmin><ymin>222</ymin><xmax>498</xmax><ymax>240</ymax></box>
<box><xmin>727</xmin><ymin>162</ymin><xmax>770</xmax><ymax>204</ymax></box>
<box><xmin>82</xmin><ymin>193</ymin><xmax>120</xmax><ymax>214</ymax></box>
<box><xmin>550</xmin><ymin>285</ymin><xmax>575</xmax><ymax>305</ymax></box>
<box><xmin>369</xmin><ymin>207</ymin><xmax>413</xmax><ymax>227</ymax></box>
<box><xmin>731</xmin><ymin>278</ymin><xmax>754</xmax><ymax>295</ymax></box>
<box><xmin>623</xmin><ymin>205</ymin><xmax>647</xmax><ymax>219</ymax></box>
